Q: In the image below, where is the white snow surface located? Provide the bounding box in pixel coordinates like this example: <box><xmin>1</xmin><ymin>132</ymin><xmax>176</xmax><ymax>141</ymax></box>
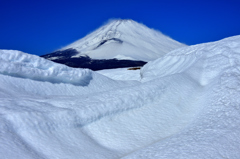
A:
<box><xmin>1</xmin><ymin>35</ymin><xmax>240</xmax><ymax>159</ymax></box>
<box><xmin>97</xmin><ymin>67</ymin><xmax>142</xmax><ymax>81</ymax></box>
<box><xmin>59</xmin><ymin>19</ymin><xmax>186</xmax><ymax>61</ymax></box>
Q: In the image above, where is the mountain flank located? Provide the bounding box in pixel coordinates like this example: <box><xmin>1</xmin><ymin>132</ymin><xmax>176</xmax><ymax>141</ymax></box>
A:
<box><xmin>42</xmin><ymin>19</ymin><xmax>185</xmax><ymax>70</ymax></box>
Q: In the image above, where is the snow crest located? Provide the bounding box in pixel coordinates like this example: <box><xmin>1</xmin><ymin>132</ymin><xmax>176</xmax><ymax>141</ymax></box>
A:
<box><xmin>141</xmin><ymin>35</ymin><xmax>240</xmax><ymax>85</ymax></box>
<box><xmin>0</xmin><ymin>50</ymin><xmax>92</xmax><ymax>86</ymax></box>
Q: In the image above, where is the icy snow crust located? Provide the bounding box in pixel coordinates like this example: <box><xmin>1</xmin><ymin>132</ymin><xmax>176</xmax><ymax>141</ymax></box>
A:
<box><xmin>58</xmin><ymin>19</ymin><xmax>186</xmax><ymax>61</ymax></box>
<box><xmin>1</xmin><ymin>35</ymin><xmax>240</xmax><ymax>159</ymax></box>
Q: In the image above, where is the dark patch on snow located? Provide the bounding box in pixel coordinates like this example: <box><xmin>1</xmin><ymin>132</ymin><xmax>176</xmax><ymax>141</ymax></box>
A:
<box><xmin>128</xmin><ymin>67</ymin><xmax>141</xmax><ymax>70</ymax></box>
<box><xmin>94</xmin><ymin>38</ymin><xmax>123</xmax><ymax>50</ymax></box>
<box><xmin>41</xmin><ymin>49</ymin><xmax>146</xmax><ymax>71</ymax></box>
<box><xmin>42</xmin><ymin>48</ymin><xmax>79</xmax><ymax>59</ymax></box>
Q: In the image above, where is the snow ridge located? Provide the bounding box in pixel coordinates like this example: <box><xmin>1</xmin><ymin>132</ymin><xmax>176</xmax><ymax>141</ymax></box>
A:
<box><xmin>0</xmin><ymin>50</ymin><xmax>92</xmax><ymax>86</ymax></box>
<box><xmin>141</xmin><ymin>35</ymin><xmax>240</xmax><ymax>85</ymax></box>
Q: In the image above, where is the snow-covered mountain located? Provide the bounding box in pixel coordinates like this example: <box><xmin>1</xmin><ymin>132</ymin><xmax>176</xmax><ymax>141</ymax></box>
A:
<box><xmin>42</xmin><ymin>19</ymin><xmax>186</xmax><ymax>70</ymax></box>
<box><xmin>1</xmin><ymin>35</ymin><xmax>240</xmax><ymax>159</ymax></box>
<box><xmin>57</xmin><ymin>19</ymin><xmax>185</xmax><ymax>61</ymax></box>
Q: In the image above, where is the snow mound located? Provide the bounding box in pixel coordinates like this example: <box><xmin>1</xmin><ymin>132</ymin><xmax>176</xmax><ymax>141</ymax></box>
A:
<box><xmin>122</xmin><ymin>35</ymin><xmax>240</xmax><ymax>159</ymax></box>
<box><xmin>0</xmin><ymin>49</ymin><xmax>139</xmax><ymax>97</ymax></box>
<box><xmin>141</xmin><ymin>35</ymin><xmax>240</xmax><ymax>85</ymax></box>
<box><xmin>0</xmin><ymin>50</ymin><xmax>92</xmax><ymax>86</ymax></box>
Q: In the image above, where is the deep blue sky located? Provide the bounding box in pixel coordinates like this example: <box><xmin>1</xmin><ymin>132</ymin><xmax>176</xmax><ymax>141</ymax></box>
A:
<box><xmin>1</xmin><ymin>0</ymin><xmax>240</xmax><ymax>56</ymax></box>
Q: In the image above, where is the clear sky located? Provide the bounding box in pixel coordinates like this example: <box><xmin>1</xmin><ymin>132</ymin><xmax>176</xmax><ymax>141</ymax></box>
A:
<box><xmin>1</xmin><ymin>0</ymin><xmax>240</xmax><ymax>56</ymax></box>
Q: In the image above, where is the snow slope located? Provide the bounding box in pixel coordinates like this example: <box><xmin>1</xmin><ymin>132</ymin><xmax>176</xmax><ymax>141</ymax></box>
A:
<box><xmin>1</xmin><ymin>35</ymin><xmax>240</xmax><ymax>159</ymax></box>
<box><xmin>123</xmin><ymin>35</ymin><xmax>240</xmax><ymax>158</ymax></box>
<box><xmin>44</xmin><ymin>19</ymin><xmax>186</xmax><ymax>62</ymax></box>
<box><xmin>97</xmin><ymin>67</ymin><xmax>142</xmax><ymax>81</ymax></box>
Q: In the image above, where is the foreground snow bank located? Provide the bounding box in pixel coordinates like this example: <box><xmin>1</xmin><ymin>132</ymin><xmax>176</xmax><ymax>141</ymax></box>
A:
<box><xmin>0</xmin><ymin>50</ymin><xmax>138</xmax><ymax>96</ymax></box>
<box><xmin>1</xmin><ymin>35</ymin><xmax>240</xmax><ymax>159</ymax></box>
<box><xmin>141</xmin><ymin>35</ymin><xmax>240</xmax><ymax>84</ymax></box>
<box><xmin>0</xmin><ymin>50</ymin><xmax>92</xmax><ymax>86</ymax></box>
<box><xmin>123</xmin><ymin>35</ymin><xmax>240</xmax><ymax>158</ymax></box>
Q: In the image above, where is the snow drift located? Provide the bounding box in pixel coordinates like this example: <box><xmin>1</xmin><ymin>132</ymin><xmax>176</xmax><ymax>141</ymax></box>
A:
<box><xmin>124</xmin><ymin>35</ymin><xmax>240</xmax><ymax>158</ymax></box>
<box><xmin>0</xmin><ymin>50</ymin><xmax>92</xmax><ymax>86</ymax></box>
<box><xmin>1</xmin><ymin>35</ymin><xmax>240</xmax><ymax>159</ymax></box>
<box><xmin>0</xmin><ymin>50</ymin><xmax>138</xmax><ymax>96</ymax></box>
<box><xmin>141</xmin><ymin>35</ymin><xmax>240</xmax><ymax>84</ymax></box>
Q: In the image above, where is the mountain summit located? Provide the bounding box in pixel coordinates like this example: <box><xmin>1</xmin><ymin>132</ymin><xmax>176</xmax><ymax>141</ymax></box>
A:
<box><xmin>42</xmin><ymin>19</ymin><xmax>186</xmax><ymax>70</ymax></box>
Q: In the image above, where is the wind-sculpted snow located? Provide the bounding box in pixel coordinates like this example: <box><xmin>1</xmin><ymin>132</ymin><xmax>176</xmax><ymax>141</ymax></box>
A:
<box><xmin>123</xmin><ymin>35</ymin><xmax>240</xmax><ymax>158</ymax></box>
<box><xmin>0</xmin><ymin>50</ymin><xmax>139</xmax><ymax>97</ymax></box>
<box><xmin>1</xmin><ymin>35</ymin><xmax>240</xmax><ymax>159</ymax></box>
<box><xmin>0</xmin><ymin>50</ymin><xmax>93</xmax><ymax>86</ymax></box>
<box><xmin>141</xmin><ymin>35</ymin><xmax>240</xmax><ymax>85</ymax></box>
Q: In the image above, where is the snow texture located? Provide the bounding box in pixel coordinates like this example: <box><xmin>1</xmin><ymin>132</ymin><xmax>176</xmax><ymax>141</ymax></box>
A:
<box><xmin>97</xmin><ymin>67</ymin><xmax>142</xmax><ymax>81</ymax></box>
<box><xmin>1</xmin><ymin>35</ymin><xmax>240</xmax><ymax>159</ymax></box>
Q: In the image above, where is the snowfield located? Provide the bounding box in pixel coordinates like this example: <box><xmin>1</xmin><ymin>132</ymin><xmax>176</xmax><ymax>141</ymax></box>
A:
<box><xmin>1</xmin><ymin>35</ymin><xmax>240</xmax><ymax>159</ymax></box>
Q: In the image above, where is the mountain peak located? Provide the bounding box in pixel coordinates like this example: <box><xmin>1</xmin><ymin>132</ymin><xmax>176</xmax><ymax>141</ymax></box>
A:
<box><xmin>54</xmin><ymin>19</ymin><xmax>185</xmax><ymax>61</ymax></box>
<box><xmin>108</xmin><ymin>19</ymin><xmax>134</xmax><ymax>24</ymax></box>
<box><xmin>103</xmin><ymin>19</ymin><xmax>147</xmax><ymax>33</ymax></box>
<box><xmin>42</xmin><ymin>19</ymin><xmax>186</xmax><ymax>70</ymax></box>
